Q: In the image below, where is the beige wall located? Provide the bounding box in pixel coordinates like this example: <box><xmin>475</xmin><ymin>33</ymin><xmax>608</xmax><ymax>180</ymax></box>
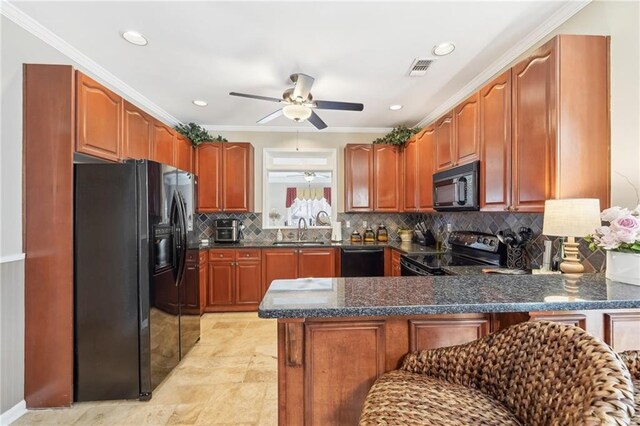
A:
<box><xmin>208</xmin><ymin>131</ymin><xmax>384</xmax><ymax>213</ymax></box>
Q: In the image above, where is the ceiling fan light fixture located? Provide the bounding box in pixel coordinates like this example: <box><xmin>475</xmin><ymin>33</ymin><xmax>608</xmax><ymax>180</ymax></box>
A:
<box><xmin>283</xmin><ymin>104</ymin><xmax>312</xmax><ymax>122</ymax></box>
<box><xmin>304</xmin><ymin>171</ymin><xmax>316</xmax><ymax>182</ymax></box>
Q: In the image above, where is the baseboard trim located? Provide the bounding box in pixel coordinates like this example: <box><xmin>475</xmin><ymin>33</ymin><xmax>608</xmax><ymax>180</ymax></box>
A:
<box><xmin>1</xmin><ymin>400</ymin><xmax>27</xmax><ymax>425</ymax></box>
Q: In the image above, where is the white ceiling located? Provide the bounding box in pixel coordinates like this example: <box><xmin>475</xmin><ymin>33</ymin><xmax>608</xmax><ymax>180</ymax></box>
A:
<box><xmin>9</xmin><ymin>1</ymin><xmax>586</xmax><ymax>131</ymax></box>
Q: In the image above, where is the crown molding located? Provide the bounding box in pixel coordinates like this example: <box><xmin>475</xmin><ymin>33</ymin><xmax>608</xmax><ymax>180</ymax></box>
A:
<box><xmin>414</xmin><ymin>0</ymin><xmax>591</xmax><ymax>128</ymax></box>
<box><xmin>203</xmin><ymin>125</ymin><xmax>391</xmax><ymax>134</ymax></box>
<box><xmin>0</xmin><ymin>0</ymin><xmax>180</xmax><ymax>125</ymax></box>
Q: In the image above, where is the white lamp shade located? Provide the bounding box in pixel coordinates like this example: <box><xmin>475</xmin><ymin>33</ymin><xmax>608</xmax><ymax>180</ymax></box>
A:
<box><xmin>542</xmin><ymin>198</ymin><xmax>601</xmax><ymax>237</ymax></box>
<box><xmin>283</xmin><ymin>104</ymin><xmax>312</xmax><ymax>122</ymax></box>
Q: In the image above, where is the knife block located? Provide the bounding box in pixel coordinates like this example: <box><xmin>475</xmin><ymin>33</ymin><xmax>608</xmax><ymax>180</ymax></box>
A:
<box><xmin>507</xmin><ymin>246</ymin><xmax>529</xmax><ymax>270</ymax></box>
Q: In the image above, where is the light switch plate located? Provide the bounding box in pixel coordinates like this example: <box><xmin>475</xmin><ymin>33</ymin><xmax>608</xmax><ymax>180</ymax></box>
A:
<box><xmin>363</xmin><ymin>220</ymin><xmax>368</xmax><ymax>228</ymax></box>
<box><xmin>346</xmin><ymin>220</ymin><xmax>351</xmax><ymax>228</ymax></box>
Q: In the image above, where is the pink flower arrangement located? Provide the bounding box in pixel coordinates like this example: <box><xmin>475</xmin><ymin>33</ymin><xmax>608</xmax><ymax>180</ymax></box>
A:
<box><xmin>587</xmin><ymin>206</ymin><xmax>640</xmax><ymax>252</ymax></box>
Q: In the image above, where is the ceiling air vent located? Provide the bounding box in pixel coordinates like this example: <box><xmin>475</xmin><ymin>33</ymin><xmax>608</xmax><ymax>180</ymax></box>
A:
<box><xmin>408</xmin><ymin>58</ymin><xmax>435</xmax><ymax>77</ymax></box>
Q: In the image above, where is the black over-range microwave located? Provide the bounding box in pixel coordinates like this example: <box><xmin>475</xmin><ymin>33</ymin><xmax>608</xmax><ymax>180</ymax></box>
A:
<box><xmin>433</xmin><ymin>161</ymin><xmax>480</xmax><ymax>211</ymax></box>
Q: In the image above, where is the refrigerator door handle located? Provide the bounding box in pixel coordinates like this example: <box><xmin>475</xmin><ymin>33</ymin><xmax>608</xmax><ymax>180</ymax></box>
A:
<box><xmin>173</xmin><ymin>192</ymin><xmax>188</xmax><ymax>287</ymax></box>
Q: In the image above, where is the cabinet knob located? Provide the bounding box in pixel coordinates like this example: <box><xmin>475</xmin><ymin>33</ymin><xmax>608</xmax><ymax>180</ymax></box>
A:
<box><xmin>245</xmin><ymin>253</ymin><xmax>250</xmax><ymax>257</ymax></box>
<box><xmin>219</xmin><ymin>254</ymin><xmax>223</xmax><ymax>258</ymax></box>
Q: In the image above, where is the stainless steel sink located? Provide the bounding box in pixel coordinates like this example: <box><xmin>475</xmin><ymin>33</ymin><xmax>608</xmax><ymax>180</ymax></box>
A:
<box><xmin>272</xmin><ymin>241</ymin><xmax>325</xmax><ymax>246</ymax></box>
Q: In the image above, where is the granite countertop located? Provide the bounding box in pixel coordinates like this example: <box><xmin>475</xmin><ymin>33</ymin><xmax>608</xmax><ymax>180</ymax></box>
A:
<box><xmin>258</xmin><ymin>273</ymin><xmax>640</xmax><ymax>319</ymax></box>
<box><xmin>190</xmin><ymin>239</ymin><xmax>436</xmax><ymax>255</ymax></box>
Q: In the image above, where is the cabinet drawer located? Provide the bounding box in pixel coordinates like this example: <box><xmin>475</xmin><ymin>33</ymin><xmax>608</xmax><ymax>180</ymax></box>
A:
<box><xmin>237</xmin><ymin>249</ymin><xmax>260</xmax><ymax>261</ymax></box>
<box><xmin>186</xmin><ymin>251</ymin><xmax>199</xmax><ymax>262</ymax></box>
<box><xmin>209</xmin><ymin>249</ymin><xmax>235</xmax><ymax>261</ymax></box>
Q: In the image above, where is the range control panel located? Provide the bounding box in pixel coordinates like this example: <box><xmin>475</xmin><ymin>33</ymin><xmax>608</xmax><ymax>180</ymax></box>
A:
<box><xmin>448</xmin><ymin>231</ymin><xmax>501</xmax><ymax>253</ymax></box>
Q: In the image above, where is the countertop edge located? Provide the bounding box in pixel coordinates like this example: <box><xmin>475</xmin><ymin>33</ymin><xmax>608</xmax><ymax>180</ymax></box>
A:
<box><xmin>258</xmin><ymin>300</ymin><xmax>640</xmax><ymax>319</ymax></box>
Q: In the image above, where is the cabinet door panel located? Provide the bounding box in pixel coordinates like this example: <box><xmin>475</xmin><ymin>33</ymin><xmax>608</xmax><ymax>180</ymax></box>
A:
<box><xmin>391</xmin><ymin>250</ymin><xmax>401</xmax><ymax>277</ymax></box>
<box><xmin>175</xmin><ymin>134</ymin><xmax>193</xmax><ymax>172</ymax></box>
<box><xmin>403</xmin><ymin>137</ymin><xmax>418</xmax><ymax>211</ymax></box>
<box><xmin>512</xmin><ymin>41</ymin><xmax>556</xmax><ymax>212</ymax></box>
<box><xmin>417</xmin><ymin>127</ymin><xmax>435</xmax><ymax>211</ymax></box>
<box><xmin>345</xmin><ymin>145</ymin><xmax>374</xmax><ymax>212</ymax></box>
<box><xmin>298</xmin><ymin>249</ymin><xmax>336</xmax><ymax>278</ymax></box>
<box><xmin>604</xmin><ymin>312</ymin><xmax>640</xmax><ymax>352</ymax></box>
<box><xmin>235</xmin><ymin>261</ymin><xmax>262</xmax><ymax>305</ymax></box>
<box><xmin>122</xmin><ymin>101</ymin><xmax>151</xmax><ymax>160</ymax></box>
<box><xmin>435</xmin><ymin>113</ymin><xmax>454</xmax><ymax>171</ymax></box>
<box><xmin>480</xmin><ymin>71</ymin><xmax>512</xmax><ymax>211</ymax></box>
<box><xmin>198</xmin><ymin>263</ymin><xmax>207</xmax><ymax>314</ymax></box>
<box><xmin>152</xmin><ymin>120</ymin><xmax>176</xmax><ymax>166</ymax></box>
<box><xmin>373</xmin><ymin>145</ymin><xmax>402</xmax><ymax>212</ymax></box>
<box><xmin>196</xmin><ymin>143</ymin><xmax>222</xmax><ymax>212</ymax></box>
<box><xmin>222</xmin><ymin>143</ymin><xmax>254</xmax><ymax>212</ymax></box>
<box><xmin>454</xmin><ymin>93</ymin><xmax>480</xmax><ymax>165</ymax></box>
<box><xmin>262</xmin><ymin>249</ymin><xmax>298</xmax><ymax>295</ymax></box>
<box><xmin>76</xmin><ymin>72</ymin><xmax>122</xmax><ymax>161</ymax></box>
<box><xmin>305</xmin><ymin>321</ymin><xmax>386</xmax><ymax>426</ymax></box>
<box><xmin>207</xmin><ymin>262</ymin><xmax>234</xmax><ymax>306</ymax></box>
<box><xmin>409</xmin><ymin>317</ymin><xmax>490</xmax><ymax>351</ymax></box>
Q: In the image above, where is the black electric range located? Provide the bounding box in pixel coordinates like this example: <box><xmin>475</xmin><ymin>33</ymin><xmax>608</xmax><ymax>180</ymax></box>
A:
<box><xmin>401</xmin><ymin>231</ymin><xmax>507</xmax><ymax>276</ymax></box>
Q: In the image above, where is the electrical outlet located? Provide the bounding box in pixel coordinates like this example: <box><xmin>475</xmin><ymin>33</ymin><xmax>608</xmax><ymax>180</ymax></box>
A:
<box><xmin>362</xmin><ymin>220</ymin><xmax>368</xmax><ymax>228</ymax></box>
<box><xmin>446</xmin><ymin>223</ymin><xmax>452</xmax><ymax>232</ymax></box>
<box><xmin>346</xmin><ymin>220</ymin><xmax>351</xmax><ymax>228</ymax></box>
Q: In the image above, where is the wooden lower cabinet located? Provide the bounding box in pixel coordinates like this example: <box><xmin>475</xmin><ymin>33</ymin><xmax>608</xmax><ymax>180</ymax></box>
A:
<box><xmin>262</xmin><ymin>248</ymin><xmax>337</xmax><ymax>295</ymax></box>
<box><xmin>278</xmin><ymin>313</ymin><xmax>491</xmax><ymax>426</ymax></box>
<box><xmin>390</xmin><ymin>249</ymin><xmax>401</xmax><ymax>277</ymax></box>
<box><xmin>198</xmin><ymin>251</ymin><xmax>207</xmax><ymax>315</ymax></box>
<box><xmin>524</xmin><ymin>309</ymin><xmax>640</xmax><ymax>352</ymax></box>
<box><xmin>205</xmin><ymin>249</ymin><xmax>262</xmax><ymax>312</ymax></box>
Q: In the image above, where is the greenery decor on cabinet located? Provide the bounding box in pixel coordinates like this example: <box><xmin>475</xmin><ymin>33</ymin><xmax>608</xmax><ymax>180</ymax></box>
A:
<box><xmin>174</xmin><ymin>122</ymin><xmax>228</xmax><ymax>147</ymax></box>
<box><xmin>373</xmin><ymin>125</ymin><xmax>421</xmax><ymax>148</ymax></box>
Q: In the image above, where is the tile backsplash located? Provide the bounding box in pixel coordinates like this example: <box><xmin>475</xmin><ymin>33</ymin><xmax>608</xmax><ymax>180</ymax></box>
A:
<box><xmin>197</xmin><ymin>211</ymin><xmax>605</xmax><ymax>272</ymax></box>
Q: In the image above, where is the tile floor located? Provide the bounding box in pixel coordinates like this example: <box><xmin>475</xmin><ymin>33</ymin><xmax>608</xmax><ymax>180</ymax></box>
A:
<box><xmin>14</xmin><ymin>313</ymin><xmax>278</xmax><ymax>425</ymax></box>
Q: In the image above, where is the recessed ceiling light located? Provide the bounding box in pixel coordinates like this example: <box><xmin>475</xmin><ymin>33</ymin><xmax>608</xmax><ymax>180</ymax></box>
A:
<box><xmin>192</xmin><ymin>100</ymin><xmax>208</xmax><ymax>107</ymax></box>
<box><xmin>389</xmin><ymin>104</ymin><xmax>403</xmax><ymax>111</ymax></box>
<box><xmin>122</xmin><ymin>31</ymin><xmax>148</xmax><ymax>46</ymax></box>
<box><xmin>433</xmin><ymin>42</ymin><xmax>455</xmax><ymax>56</ymax></box>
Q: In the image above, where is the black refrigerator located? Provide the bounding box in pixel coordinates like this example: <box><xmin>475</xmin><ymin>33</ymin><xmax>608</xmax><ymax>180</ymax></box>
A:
<box><xmin>74</xmin><ymin>159</ymin><xmax>199</xmax><ymax>401</ymax></box>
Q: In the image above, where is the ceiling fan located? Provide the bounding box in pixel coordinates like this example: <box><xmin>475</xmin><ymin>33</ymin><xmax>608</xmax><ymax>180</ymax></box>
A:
<box><xmin>229</xmin><ymin>73</ymin><xmax>364</xmax><ymax>130</ymax></box>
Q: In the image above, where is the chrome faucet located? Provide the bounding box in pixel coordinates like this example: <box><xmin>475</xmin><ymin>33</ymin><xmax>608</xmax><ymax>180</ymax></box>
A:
<box><xmin>297</xmin><ymin>217</ymin><xmax>308</xmax><ymax>241</ymax></box>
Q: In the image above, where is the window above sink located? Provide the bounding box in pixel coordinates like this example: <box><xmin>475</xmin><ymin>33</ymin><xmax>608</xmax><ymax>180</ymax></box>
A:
<box><xmin>263</xmin><ymin>148</ymin><xmax>337</xmax><ymax>230</ymax></box>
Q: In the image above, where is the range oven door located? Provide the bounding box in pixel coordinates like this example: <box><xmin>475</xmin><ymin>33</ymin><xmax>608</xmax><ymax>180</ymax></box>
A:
<box><xmin>400</xmin><ymin>256</ymin><xmax>431</xmax><ymax>276</ymax></box>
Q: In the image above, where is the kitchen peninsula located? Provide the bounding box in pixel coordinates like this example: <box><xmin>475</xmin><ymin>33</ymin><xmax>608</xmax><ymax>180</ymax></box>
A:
<box><xmin>259</xmin><ymin>274</ymin><xmax>640</xmax><ymax>425</ymax></box>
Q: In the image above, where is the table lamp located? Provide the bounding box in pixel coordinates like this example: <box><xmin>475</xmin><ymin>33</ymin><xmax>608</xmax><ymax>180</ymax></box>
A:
<box><xmin>542</xmin><ymin>199</ymin><xmax>601</xmax><ymax>274</ymax></box>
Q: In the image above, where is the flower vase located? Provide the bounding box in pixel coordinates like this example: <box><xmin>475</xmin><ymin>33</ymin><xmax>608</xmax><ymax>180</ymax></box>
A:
<box><xmin>606</xmin><ymin>251</ymin><xmax>640</xmax><ymax>286</ymax></box>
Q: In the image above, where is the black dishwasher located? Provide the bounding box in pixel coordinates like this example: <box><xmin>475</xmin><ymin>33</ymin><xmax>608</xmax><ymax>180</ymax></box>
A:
<box><xmin>340</xmin><ymin>247</ymin><xmax>385</xmax><ymax>277</ymax></box>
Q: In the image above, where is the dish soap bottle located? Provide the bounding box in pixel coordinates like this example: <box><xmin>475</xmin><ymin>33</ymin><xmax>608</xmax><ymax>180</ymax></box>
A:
<box><xmin>376</xmin><ymin>224</ymin><xmax>388</xmax><ymax>242</ymax></box>
<box><xmin>364</xmin><ymin>225</ymin><xmax>376</xmax><ymax>243</ymax></box>
<box><xmin>276</xmin><ymin>229</ymin><xmax>283</xmax><ymax>242</ymax></box>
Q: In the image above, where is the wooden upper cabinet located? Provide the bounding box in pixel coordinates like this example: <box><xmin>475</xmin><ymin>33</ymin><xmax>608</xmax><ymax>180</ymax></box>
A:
<box><xmin>480</xmin><ymin>70</ymin><xmax>512</xmax><ymax>212</ymax></box>
<box><xmin>434</xmin><ymin>113</ymin><xmax>454</xmax><ymax>171</ymax></box>
<box><xmin>417</xmin><ymin>127</ymin><xmax>435</xmax><ymax>212</ymax></box>
<box><xmin>373</xmin><ymin>145</ymin><xmax>402</xmax><ymax>212</ymax></box>
<box><xmin>76</xmin><ymin>72</ymin><xmax>122</xmax><ymax>161</ymax></box>
<box><xmin>196</xmin><ymin>143</ymin><xmax>223</xmax><ymax>212</ymax></box>
<box><xmin>122</xmin><ymin>101</ymin><xmax>151</xmax><ymax>160</ymax></box>
<box><xmin>345</xmin><ymin>144</ymin><xmax>374</xmax><ymax>212</ymax></box>
<box><xmin>222</xmin><ymin>143</ymin><xmax>254</xmax><ymax>212</ymax></box>
<box><xmin>403</xmin><ymin>136</ymin><xmax>418</xmax><ymax>212</ymax></box>
<box><xmin>454</xmin><ymin>92</ymin><xmax>480</xmax><ymax>165</ymax></box>
<box><xmin>511</xmin><ymin>39</ymin><xmax>556</xmax><ymax>213</ymax></box>
<box><xmin>152</xmin><ymin>120</ymin><xmax>176</xmax><ymax>166</ymax></box>
<box><xmin>298</xmin><ymin>249</ymin><xmax>336</xmax><ymax>278</ymax></box>
<box><xmin>175</xmin><ymin>134</ymin><xmax>193</xmax><ymax>173</ymax></box>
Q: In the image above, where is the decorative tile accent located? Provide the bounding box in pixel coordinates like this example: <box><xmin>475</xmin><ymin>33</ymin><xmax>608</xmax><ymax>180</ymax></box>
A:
<box><xmin>196</xmin><ymin>211</ymin><xmax>605</xmax><ymax>271</ymax></box>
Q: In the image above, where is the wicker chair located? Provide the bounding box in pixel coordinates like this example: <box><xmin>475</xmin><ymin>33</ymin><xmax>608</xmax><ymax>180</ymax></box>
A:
<box><xmin>620</xmin><ymin>351</ymin><xmax>640</xmax><ymax>426</ymax></box>
<box><xmin>359</xmin><ymin>321</ymin><xmax>635</xmax><ymax>426</ymax></box>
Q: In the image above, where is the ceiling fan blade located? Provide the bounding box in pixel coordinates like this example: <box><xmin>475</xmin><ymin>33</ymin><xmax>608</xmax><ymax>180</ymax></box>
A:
<box><xmin>291</xmin><ymin>73</ymin><xmax>315</xmax><ymax>101</ymax></box>
<box><xmin>313</xmin><ymin>100</ymin><xmax>364</xmax><ymax>111</ymax></box>
<box><xmin>257</xmin><ymin>109</ymin><xmax>283</xmax><ymax>124</ymax></box>
<box><xmin>229</xmin><ymin>92</ymin><xmax>283</xmax><ymax>103</ymax></box>
<box><xmin>308</xmin><ymin>111</ymin><xmax>327</xmax><ymax>130</ymax></box>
